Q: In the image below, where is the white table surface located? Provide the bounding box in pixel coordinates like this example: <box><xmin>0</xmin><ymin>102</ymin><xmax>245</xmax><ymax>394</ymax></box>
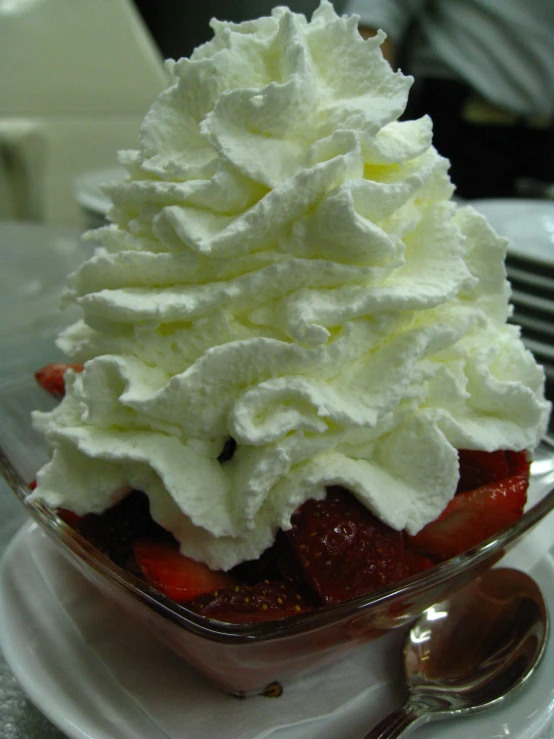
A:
<box><xmin>0</xmin><ymin>218</ymin><xmax>553</xmax><ymax>739</ymax></box>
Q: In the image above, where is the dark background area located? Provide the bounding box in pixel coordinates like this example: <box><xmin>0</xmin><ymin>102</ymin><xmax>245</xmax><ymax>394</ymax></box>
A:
<box><xmin>133</xmin><ymin>1</ymin><xmax>347</xmax><ymax>60</ymax></box>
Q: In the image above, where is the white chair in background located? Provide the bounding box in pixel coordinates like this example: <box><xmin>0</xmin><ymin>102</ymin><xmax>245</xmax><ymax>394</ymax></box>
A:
<box><xmin>0</xmin><ymin>0</ymin><xmax>166</xmax><ymax>226</ymax></box>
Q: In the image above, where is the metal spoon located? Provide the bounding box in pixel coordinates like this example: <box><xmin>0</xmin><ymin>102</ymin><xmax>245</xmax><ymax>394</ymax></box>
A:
<box><xmin>365</xmin><ymin>567</ymin><xmax>548</xmax><ymax>739</ymax></box>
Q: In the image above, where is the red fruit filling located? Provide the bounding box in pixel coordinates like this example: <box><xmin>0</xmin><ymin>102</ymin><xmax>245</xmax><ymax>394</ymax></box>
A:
<box><xmin>46</xmin><ymin>449</ymin><xmax>529</xmax><ymax>623</ymax></box>
<box><xmin>189</xmin><ymin>581</ymin><xmax>312</xmax><ymax>623</ymax></box>
<box><xmin>282</xmin><ymin>487</ymin><xmax>410</xmax><ymax>605</ymax></box>
<box><xmin>408</xmin><ymin>466</ymin><xmax>528</xmax><ymax>561</ymax></box>
<box><xmin>35</xmin><ymin>362</ymin><xmax>84</xmax><ymax>399</ymax></box>
<box><xmin>133</xmin><ymin>542</ymin><xmax>237</xmax><ymax>602</ymax></box>
<box><xmin>34</xmin><ymin>363</ymin><xmax>530</xmax><ymax>621</ymax></box>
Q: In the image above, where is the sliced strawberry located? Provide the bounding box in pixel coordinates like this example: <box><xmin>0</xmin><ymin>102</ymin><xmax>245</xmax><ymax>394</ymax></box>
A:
<box><xmin>456</xmin><ymin>449</ymin><xmax>529</xmax><ymax>493</ymax></box>
<box><xmin>404</xmin><ymin>548</ymin><xmax>434</xmax><ymax>577</ymax></box>
<box><xmin>133</xmin><ymin>541</ymin><xmax>237</xmax><ymax>603</ymax></box>
<box><xmin>78</xmin><ymin>490</ymin><xmax>175</xmax><ymax>570</ymax></box>
<box><xmin>407</xmin><ymin>473</ymin><xmax>528</xmax><ymax>562</ymax></box>
<box><xmin>456</xmin><ymin>450</ymin><xmax>509</xmax><ymax>492</ymax></box>
<box><xmin>229</xmin><ymin>540</ymin><xmax>283</xmax><ymax>585</ymax></box>
<box><xmin>506</xmin><ymin>450</ymin><xmax>530</xmax><ymax>477</ymax></box>
<box><xmin>188</xmin><ymin>580</ymin><xmax>310</xmax><ymax>623</ymax></box>
<box><xmin>34</xmin><ymin>362</ymin><xmax>84</xmax><ymax>399</ymax></box>
<box><xmin>57</xmin><ymin>508</ymin><xmax>83</xmax><ymax>528</ymax></box>
<box><xmin>283</xmin><ymin>487</ymin><xmax>408</xmax><ymax>605</ymax></box>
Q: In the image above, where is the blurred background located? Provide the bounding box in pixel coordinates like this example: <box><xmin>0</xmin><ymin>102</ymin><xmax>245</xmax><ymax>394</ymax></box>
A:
<box><xmin>134</xmin><ymin>0</ymin><xmax>346</xmax><ymax>60</ymax></box>
<box><xmin>0</xmin><ymin>0</ymin><xmax>346</xmax><ymax>228</ymax></box>
<box><xmin>2</xmin><ymin>0</ymin><xmax>552</xmax><ymax>229</ymax></box>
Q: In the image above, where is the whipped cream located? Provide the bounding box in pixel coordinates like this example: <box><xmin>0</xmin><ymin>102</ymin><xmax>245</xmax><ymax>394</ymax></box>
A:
<box><xmin>32</xmin><ymin>1</ymin><xmax>550</xmax><ymax>571</ymax></box>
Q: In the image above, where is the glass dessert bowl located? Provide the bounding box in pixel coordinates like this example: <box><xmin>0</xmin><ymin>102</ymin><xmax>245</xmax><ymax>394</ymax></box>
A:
<box><xmin>4</xmin><ymin>1</ymin><xmax>554</xmax><ymax>701</ymax></box>
<box><xmin>2</xmin><ymin>376</ymin><xmax>554</xmax><ymax>697</ymax></box>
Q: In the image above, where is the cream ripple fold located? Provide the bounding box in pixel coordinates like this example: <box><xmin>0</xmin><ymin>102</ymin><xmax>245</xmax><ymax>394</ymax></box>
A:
<box><xmin>31</xmin><ymin>1</ymin><xmax>550</xmax><ymax>570</ymax></box>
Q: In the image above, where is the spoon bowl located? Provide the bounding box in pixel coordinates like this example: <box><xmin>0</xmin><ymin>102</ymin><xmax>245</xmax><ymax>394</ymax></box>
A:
<box><xmin>365</xmin><ymin>567</ymin><xmax>548</xmax><ymax>738</ymax></box>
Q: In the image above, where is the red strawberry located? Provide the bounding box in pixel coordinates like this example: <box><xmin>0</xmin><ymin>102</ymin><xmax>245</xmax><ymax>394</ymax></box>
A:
<box><xmin>133</xmin><ymin>541</ymin><xmax>237</xmax><ymax>603</ymax></box>
<box><xmin>506</xmin><ymin>450</ymin><xmax>530</xmax><ymax>477</ymax></box>
<box><xmin>57</xmin><ymin>508</ymin><xmax>83</xmax><ymax>529</ymax></box>
<box><xmin>77</xmin><ymin>490</ymin><xmax>176</xmax><ymax>570</ymax></box>
<box><xmin>404</xmin><ymin>548</ymin><xmax>434</xmax><ymax>577</ymax></box>
<box><xmin>456</xmin><ymin>449</ymin><xmax>529</xmax><ymax>493</ymax></box>
<box><xmin>283</xmin><ymin>487</ymin><xmax>408</xmax><ymax>605</ymax></box>
<box><xmin>407</xmin><ymin>473</ymin><xmax>528</xmax><ymax>562</ymax></box>
<box><xmin>456</xmin><ymin>449</ymin><xmax>509</xmax><ymax>492</ymax></box>
<box><xmin>35</xmin><ymin>362</ymin><xmax>84</xmax><ymax>399</ymax></box>
<box><xmin>188</xmin><ymin>580</ymin><xmax>310</xmax><ymax>623</ymax></box>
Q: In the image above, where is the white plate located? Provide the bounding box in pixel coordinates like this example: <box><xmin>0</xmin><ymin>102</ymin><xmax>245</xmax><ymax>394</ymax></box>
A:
<box><xmin>470</xmin><ymin>199</ymin><xmax>554</xmax><ymax>267</ymax></box>
<box><xmin>74</xmin><ymin>166</ymin><xmax>126</xmax><ymax>216</ymax></box>
<box><xmin>2</xmin><ymin>523</ymin><xmax>554</xmax><ymax>739</ymax></box>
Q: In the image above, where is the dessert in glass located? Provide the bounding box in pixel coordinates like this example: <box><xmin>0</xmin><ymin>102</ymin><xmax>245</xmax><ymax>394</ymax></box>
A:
<box><xmin>3</xmin><ymin>0</ymin><xmax>552</xmax><ymax>697</ymax></box>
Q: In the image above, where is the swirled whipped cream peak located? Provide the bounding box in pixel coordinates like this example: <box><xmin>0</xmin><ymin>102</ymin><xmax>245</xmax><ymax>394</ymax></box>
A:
<box><xmin>31</xmin><ymin>1</ymin><xmax>550</xmax><ymax>571</ymax></box>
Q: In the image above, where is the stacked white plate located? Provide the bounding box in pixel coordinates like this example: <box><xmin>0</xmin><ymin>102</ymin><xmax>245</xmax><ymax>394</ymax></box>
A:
<box><xmin>470</xmin><ymin>199</ymin><xmax>554</xmax><ymax>383</ymax></box>
<box><xmin>74</xmin><ymin>166</ymin><xmax>126</xmax><ymax>229</ymax></box>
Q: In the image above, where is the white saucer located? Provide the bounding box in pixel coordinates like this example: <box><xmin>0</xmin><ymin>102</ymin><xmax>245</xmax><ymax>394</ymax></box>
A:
<box><xmin>74</xmin><ymin>166</ymin><xmax>126</xmax><ymax>228</ymax></box>
<box><xmin>470</xmin><ymin>199</ymin><xmax>554</xmax><ymax>268</ymax></box>
<box><xmin>74</xmin><ymin>166</ymin><xmax>125</xmax><ymax>217</ymax></box>
<box><xmin>1</xmin><ymin>523</ymin><xmax>554</xmax><ymax>739</ymax></box>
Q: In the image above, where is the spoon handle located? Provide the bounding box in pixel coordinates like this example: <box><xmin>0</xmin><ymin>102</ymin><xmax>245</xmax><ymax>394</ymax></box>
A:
<box><xmin>362</xmin><ymin>700</ymin><xmax>430</xmax><ymax>739</ymax></box>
